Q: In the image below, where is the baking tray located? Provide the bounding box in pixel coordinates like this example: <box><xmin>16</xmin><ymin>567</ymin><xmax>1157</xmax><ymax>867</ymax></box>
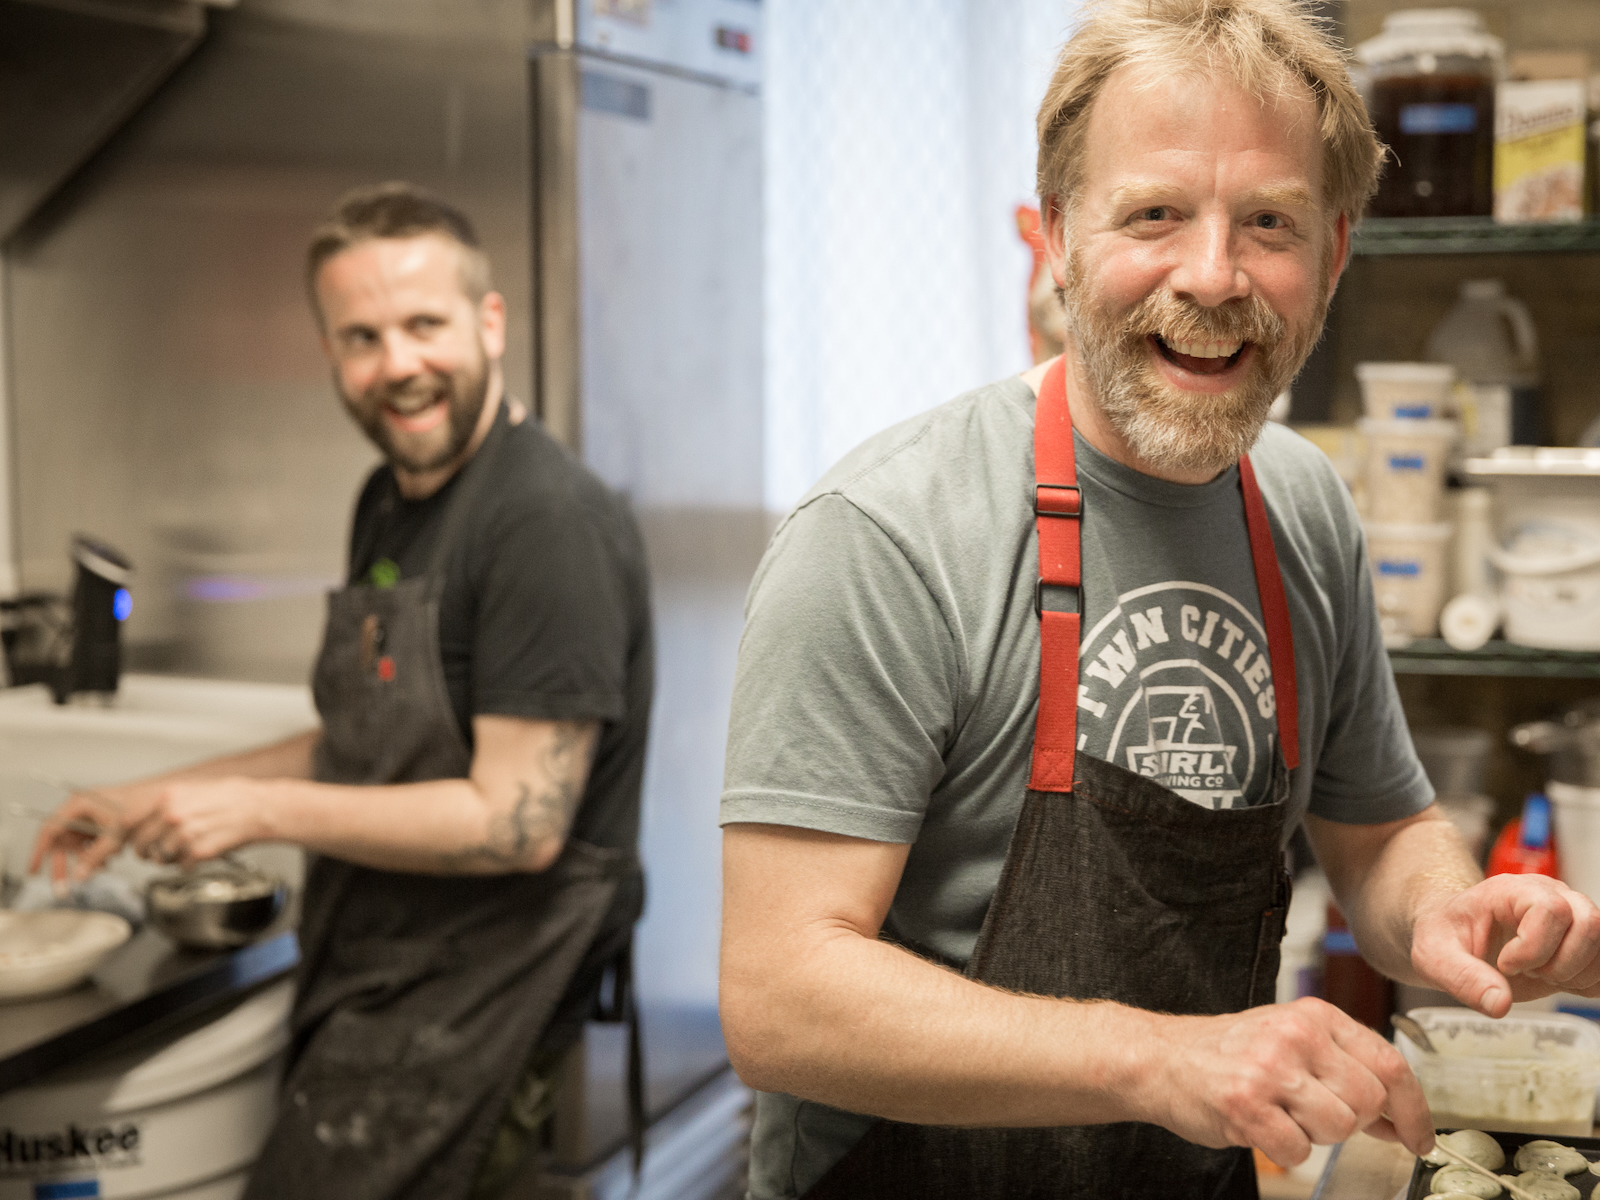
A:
<box><xmin>1407</xmin><ymin>1130</ymin><xmax>1600</xmax><ymax>1199</ymax></box>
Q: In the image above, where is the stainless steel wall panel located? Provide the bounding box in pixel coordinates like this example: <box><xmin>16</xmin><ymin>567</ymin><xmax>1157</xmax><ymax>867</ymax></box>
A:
<box><xmin>4</xmin><ymin>4</ymin><xmax>537</xmax><ymax>680</ymax></box>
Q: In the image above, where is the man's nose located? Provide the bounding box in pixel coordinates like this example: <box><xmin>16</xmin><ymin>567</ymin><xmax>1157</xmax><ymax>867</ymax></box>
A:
<box><xmin>1168</xmin><ymin>216</ymin><xmax>1250</xmax><ymax>308</ymax></box>
<box><xmin>377</xmin><ymin>330</ymin><xmax>424</xmax><ymax>380</ymax></box>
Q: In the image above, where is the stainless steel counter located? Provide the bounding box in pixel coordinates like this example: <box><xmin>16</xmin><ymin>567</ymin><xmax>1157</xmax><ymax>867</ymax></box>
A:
<box><xmin>0</xmin><ymin>924</ymin><xmax>297</xmax><ymax>1093</ymax></box>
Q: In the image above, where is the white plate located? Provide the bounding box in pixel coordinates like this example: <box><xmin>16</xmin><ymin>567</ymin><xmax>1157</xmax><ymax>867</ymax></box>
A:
<box><xmin>0</xmin><ymin>909</ymin><xmax>132</xmax><ymax>1001</ymax></box>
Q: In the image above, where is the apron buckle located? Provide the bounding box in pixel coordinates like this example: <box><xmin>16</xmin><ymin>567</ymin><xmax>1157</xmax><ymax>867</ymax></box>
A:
<box><xmin>1035</xmin><ymin>578</ymin><xmax>1080</xmax><ymax>616</ymax></box>
<box><xmin>1034</xmin><ymin>484</ymin><xmax>1082</xmax><ymax>518</ymax></box>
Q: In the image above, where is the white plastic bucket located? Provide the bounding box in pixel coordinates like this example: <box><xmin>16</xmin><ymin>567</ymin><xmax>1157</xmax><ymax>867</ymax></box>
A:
<box><xmin>1365</xmin><ymin>521</ymin><xmax>1454</xmax><ymax>644</ymax></box>
<box><xmin>1356</xmin><ymin>361</ymin><xmax>1457</xmax><ymax>420</ymax></box>
<box><xmin>1551</xmin><ymin>781</ymin><xmax>1600</xmax><ymax>904</ymax></box>
<box><xmin>1473</xmin><ymin>458</ymin><xmax>1600</xmax><ymax>651</ymax></box>
<box><xmin>0</xmin><ymin>981</ymin><xmax>291</xmax><ymax>1199</ymax></box>
<box><xmin>1360</xmin><ymin>418</ymin><xmax>1458</xmax><ymax>523</ymax></box>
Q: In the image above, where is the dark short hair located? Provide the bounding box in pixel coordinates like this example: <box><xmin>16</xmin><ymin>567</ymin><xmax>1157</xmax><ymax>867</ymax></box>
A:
<box><xmin>305</xmin><ymin>181</ymin><xmax>493</xmax><ymax>321</ymax></box>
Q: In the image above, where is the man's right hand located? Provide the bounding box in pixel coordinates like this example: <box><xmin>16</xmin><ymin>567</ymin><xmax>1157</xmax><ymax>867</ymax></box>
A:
<box><xmin>1144</xmin><ymin>997</ymin><xmax>1433</xmax><ymax>1168</ymax></box>
<box><xmin>28</xmin><ymin>785</ymin><xmax>145</xmax><ymax>883</ymax></box>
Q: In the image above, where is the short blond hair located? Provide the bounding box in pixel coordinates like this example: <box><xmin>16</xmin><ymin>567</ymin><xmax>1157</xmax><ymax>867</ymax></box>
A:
<box><xmin>1037</xmin><ymin>0</ymin><xmax>1382</xmax><ymax>226</ymax></box>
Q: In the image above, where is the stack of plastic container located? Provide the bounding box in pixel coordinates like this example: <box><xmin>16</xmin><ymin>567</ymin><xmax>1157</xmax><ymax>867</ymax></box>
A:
<box><xmin>1356</xmin><ymin>362</ymin><xmax>1459</xmax><ymax>645</ymax></box>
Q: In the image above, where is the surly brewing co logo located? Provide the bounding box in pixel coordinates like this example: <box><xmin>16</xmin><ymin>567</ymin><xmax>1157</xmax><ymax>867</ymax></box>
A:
<box><xmin>1075</xmin><ymin>582</ymin><xmax>1279</xmax><ymax>810</ymax></box>
<box><xmin>0</xmin><ymin>1121</ymin><xmax>139</xmax><ymax>1175</ymax></box>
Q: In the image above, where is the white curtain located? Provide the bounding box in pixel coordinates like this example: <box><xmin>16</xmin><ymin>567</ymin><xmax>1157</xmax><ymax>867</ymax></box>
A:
<box><xmin>764</xmin><ymin>0</ymin><xmax>1084</xmax><ymax>512</ymax></box>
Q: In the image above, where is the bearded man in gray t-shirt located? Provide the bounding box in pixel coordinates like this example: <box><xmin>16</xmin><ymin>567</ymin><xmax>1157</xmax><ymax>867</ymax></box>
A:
<box><xmin>720</xmin><ymin>2</ymin><xmax>1600</xmax><ymax>1197</ymax></box>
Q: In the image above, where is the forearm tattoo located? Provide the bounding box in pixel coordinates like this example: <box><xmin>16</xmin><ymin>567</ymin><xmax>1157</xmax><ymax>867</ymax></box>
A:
<box><xmin>448</xmin><ymin>722</ymin><xmax>597</xmax><ymax>870</ymax></box>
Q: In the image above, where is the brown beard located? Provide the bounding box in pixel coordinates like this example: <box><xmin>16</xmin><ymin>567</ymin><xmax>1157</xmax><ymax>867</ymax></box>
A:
<box><xmin>1059</xmin><ymin>245</ymin><xmax>1329</xmax><ymax>477</ymax></box>
<box><xmin>342</xmin><ymin>352</ymin><xmax>490</xmax><ymax>474</ymax></box>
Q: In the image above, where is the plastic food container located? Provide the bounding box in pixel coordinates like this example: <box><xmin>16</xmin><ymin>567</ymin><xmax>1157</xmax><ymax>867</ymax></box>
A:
<box><xmin>1355</xmin><ymin>8</ymin><xmax>1504</xmax><ymax>218</ymax></box>
<box><xmin>1356</xmin><ymin>361</ymin><xmax>1457</xmax><ymax>420</ymax></box>
<box><xmin>1361</xmin><ymin>418</ymin><xmax>1458</xmax><ymax>523</ymax></box>
<box><xmin>1365</xmin><ymin>520</ymin><xmax>1454</xmax><ymax>645</ymax></box>
<box><xmin>1550</xmin><ymin>781</ymin><xmax>1600</xmax><ymax>906</ymax></box>
<box><xmin>1398</xmin><ymin>1007</ymin><xmax>1600</xmax><ymax>1136</ymax></box>
<box><xmin>1465</xmin><ymin>447</ymin><xmax>1600</xmax><ymax>650</ymax></box>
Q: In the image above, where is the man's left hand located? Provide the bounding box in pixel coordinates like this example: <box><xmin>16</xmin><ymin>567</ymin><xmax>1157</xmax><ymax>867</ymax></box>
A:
<box><xmin>1411</xmin><ymin>873</ymin><xmax>1600</xmax><ymax>1017</ymax></box>
<box><xmin>127</xmin><ymin>778</ymin><xmax>269</xmax><ymax>869</ymax></box>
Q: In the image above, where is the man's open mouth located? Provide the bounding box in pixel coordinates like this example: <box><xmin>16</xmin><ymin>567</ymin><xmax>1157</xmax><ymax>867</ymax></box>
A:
<box><xmin>384</xmin><ymin>393</ymin><xmax>448</xmax><ymax>432</ymax></box>
<box><xmin>1151</xmin><ymin>334</ymin><xmax>1247</xmax><ymax>377</ymax></box>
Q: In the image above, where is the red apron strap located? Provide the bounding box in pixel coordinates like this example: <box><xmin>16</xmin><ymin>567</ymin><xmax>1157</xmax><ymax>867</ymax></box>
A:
<box><xmin>1028</xmin><ymin>358</ymin><xmax>1301</xmax><ymax>791</ymax></box>
<box><xmin>1029</xmin><ymin>357</ymin><xmax>1080</xmax><ymax>792</ymax></box>
<box><xmin>1238</xmin><ymin>455</ymin><xmax>1300</xmax><ymax>770</ymax></box>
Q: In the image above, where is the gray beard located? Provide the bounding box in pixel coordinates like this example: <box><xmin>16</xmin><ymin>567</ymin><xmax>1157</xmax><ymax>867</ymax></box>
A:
<box><xmin>1059</xmin><ymin>259</ymin><xmax>1326</xmax><ymax>478</ymax></box>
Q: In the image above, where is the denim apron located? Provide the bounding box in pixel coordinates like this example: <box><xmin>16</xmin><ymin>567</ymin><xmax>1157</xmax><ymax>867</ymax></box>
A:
<box><xmin>802</xmin><ymin>357</ymin><xmax>1300</xmax><ymax>1198</ymax></box>
<box><xmin>245</xmin><ymin>413</ymin><xmax>640</xmax><ymax>1199</ymax></box>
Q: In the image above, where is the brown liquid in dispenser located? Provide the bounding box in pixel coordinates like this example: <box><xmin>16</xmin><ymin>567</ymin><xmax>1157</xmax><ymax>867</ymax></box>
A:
<box><xmin>1370</xmin><ymin>73</ymin><xmax>1495</xmax><ymax>217</ymax></box>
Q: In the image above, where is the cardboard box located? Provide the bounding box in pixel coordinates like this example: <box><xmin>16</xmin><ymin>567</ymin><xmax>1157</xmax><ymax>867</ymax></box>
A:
<box><xmin>1494</xmin><ymin>79</ymin><xmax>1588</xmax><ymax>222</ymax></box>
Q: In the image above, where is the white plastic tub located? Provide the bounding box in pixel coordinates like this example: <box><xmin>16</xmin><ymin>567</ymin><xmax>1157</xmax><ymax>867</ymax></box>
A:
<box><xmin>1360</xmin><ymin>418</ymin><xmax>1458</xmax><ymax>522</ymax></box>
<box><xmin>1398</xmin><ymin>1007</ymin><xmax>1600</xmax><ymax>1136</ymax></box>
<box><xmin>0</xmin><ymin>980</ymin><xmax>291</xmax><ymax>1198</ymax></box>
<box><xmin>1356</xmin><ymin>361</ymin><xmax>1457</xmax><ymax>420</ymax></box>
<box><xmin>1551</xmin><ymin>781</ymin><xmax>1600</xmax><ymax>904</ymax></box>
<box><xmin>1465</xmin><ymin>447</ymin><xmax>1600</xmax><ymax>650</ymax></box>
<box><xmin>1365</xmin><ymin>521</ymin><xmax>1454</xmax><ymax>645</ymax></box>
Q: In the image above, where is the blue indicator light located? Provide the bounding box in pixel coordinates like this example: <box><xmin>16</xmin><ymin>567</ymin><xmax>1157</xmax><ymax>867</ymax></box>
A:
<box><xmin>112</xmin><ymin>587</ymin><xmax>132</xmax><ymax>622</ymax></box>
<box><xmin>35</xmin><ymin>1181</ymin><xmax>101</xmax><ymax>1199</ymax></box>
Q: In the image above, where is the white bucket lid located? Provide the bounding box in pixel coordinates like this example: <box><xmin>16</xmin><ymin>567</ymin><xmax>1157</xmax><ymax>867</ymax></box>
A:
<box><xmin>1358</xmin><ymin>417</ymin><xmax>1460</xmax><ymax>437</ymax></box>
<box><xmin>1465</xmin><ymin>447</ymin><xmax>1600</xmax><ymax>477</ymax></box>
<box><xmin>1363</xmin><ymin>520</ymin><xmax>1454</xmax><ymax>540</ymax></box>
<box><xmin>12</xmin><ymin>980</ymin><xmax>292</xmax><ymax>1115</ymax></box>
<box><xmin>1551</xmin><ymin>781</ymin><xmax>1600</xmax><ymax>808</ymax></box>
<box><xmin>1355</xmin><ymin>361</ymin><xmax>1456</xmax><ymax>384</ymax></box>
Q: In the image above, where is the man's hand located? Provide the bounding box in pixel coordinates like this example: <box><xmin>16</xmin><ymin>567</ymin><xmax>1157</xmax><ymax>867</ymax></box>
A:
<box><xmin>1147</xmin><ymin>998</ymin><xmax>1433</xmax><ymax>1169</ymax></box>
<box><xmin>125</xmin><ymin>779</ymin><xmax>271</xmax><ymax>869</ymax></box>
<box><xmin>29</xmin><ymin>786</ymin><xmax>140</xmax><ymax>883</ymax></box>
<box><xmin>1411</xmin><ymin>873</ymin><xmax>1600</xmax><ymax>1017</ymax></box>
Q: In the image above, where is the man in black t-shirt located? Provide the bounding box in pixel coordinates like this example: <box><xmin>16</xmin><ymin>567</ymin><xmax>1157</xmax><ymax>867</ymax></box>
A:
<box><xmin>34</xmin><ymin>183</ymin><xmax>653</xmax><ymax>1198</ymax></box>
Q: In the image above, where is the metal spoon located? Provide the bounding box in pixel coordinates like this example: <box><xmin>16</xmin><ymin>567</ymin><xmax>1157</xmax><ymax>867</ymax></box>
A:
<box><xmin>1392</xmin><ymin>1013</ymin><xmax>1438</xmax><ymax>1055</ymax></box>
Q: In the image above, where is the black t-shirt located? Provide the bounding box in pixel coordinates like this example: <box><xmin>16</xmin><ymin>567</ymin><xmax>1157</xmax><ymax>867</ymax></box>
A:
<box><xmin>346</xmin><ymin>401</ymin><xmax>653</xmax><ymax>852</ymax></box>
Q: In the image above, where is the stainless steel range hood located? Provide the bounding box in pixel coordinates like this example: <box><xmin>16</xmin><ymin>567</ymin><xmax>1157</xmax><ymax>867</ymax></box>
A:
<box><xmin>0</xmin><ymin>0</ymin><xmax>231</xmax><ymax>241</ymax></box>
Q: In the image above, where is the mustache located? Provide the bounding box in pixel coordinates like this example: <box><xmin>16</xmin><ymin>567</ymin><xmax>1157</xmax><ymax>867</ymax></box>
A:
<box><xmin>1122</xmin><ymin>289</ymin><xmax>1287</xmax><ymax>350</ymax></box>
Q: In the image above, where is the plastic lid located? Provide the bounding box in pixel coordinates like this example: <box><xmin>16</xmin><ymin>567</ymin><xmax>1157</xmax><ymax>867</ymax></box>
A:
<box><xmin>1362</xmin><ymin>520</ymin><xmax>1454</xmax><ymax>539</ymax></box>
<box><xmin>1522</xmin><ymin>792</ymin><xmax>1552</xmax><ymax>850</ymax></box>
<box><xmin>1355</xmin><ymin>361</ymin><xmax>1457</xmax><ymax>383</ymax></box>
<box><xmin>1355</xmin><ymin>8</ymin><xmax>1505</xmax><ymax>66</ymax></box>
<box><xmin>21</xmin><ymin>980</ymin><xmax>293</xmax><ymax>1114</ymax></box>
<box><xmin>1464</xmin><ymin>447</ymin><xmax>1600</xmax><ymax>476</ymax></box>
<box><xmin>1357</xmin><ymin>417</ymin><xmax>1460</xmax><ymax>436</ymax></box>
<box><xmin>1462</xmin><ymin>279</ymin><xmax>1506</xmax><ymax>300</ymax></box>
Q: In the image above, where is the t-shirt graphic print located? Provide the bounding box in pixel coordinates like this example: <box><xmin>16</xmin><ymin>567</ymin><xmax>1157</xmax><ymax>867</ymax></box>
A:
<box><xmin>1074</xmin><ymin>579</ymin><xmax>1282</xmax><ymax>810</ymax></box>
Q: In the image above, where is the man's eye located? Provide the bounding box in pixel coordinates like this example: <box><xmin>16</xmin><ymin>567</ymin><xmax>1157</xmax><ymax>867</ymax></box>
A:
<box><xmin>1138</xmin><ymin>207</ymin><xmax>1167</xmax><ymax>222</ymax></box>
<box><xmin>1254</xmin><ymin>213</ymin><xmax>1284</xmax><ymax>230</ymax></box>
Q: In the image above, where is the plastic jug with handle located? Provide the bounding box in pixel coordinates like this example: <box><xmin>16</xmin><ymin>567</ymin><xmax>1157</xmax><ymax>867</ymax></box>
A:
<box><xmin>1425</xmin><ymin>278</ymin><xmax>1541</xmax><ymax>453</ymax></box>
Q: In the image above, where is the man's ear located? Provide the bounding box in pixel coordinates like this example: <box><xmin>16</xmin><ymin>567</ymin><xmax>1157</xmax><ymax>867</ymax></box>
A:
<box><xmin>1041</xmin><ymin>193</ymin><xmax>1071</xmax><ymax>289</ymax></box>
<box><xmin>478</xmin><ymin>291</ymin><xmax>507</xmax><ymax>360</ymax></box>
<box><xmin>1326</xmin><ymin>212</ymin><xmax>1351</xmax><ymax>299</ymax></box>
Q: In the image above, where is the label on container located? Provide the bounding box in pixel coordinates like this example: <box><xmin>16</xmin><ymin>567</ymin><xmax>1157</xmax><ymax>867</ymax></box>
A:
<box><xmin>1378</xmin><ymin>560</ymin><xmax>1422</xmax><ymax>577</ymax></box>
<box><xmin>33</xmin><ymin>1182</ymin><xmax>100</xmax><ymax>1199</ymax></box>
<box><xmin>1387</xmin><ymin>454</ymin><xmax>1427</xmax><ymax>471</ymax></box>
<box><xmin>1495</xmin><ymin>80</ymin><xmax>1586</xmax><ymax>222</ymax></box>
<box><xmin>1400</xmin><ymin>103</ymin><xmax>1478</xmax><ymax>135</ymax></box>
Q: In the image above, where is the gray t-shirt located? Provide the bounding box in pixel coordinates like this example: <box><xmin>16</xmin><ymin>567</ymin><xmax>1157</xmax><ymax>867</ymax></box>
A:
<box><xmin>720</xmin><ymin>376</ymin><xmax>1432</xmax><ymax>1199</ymax></box>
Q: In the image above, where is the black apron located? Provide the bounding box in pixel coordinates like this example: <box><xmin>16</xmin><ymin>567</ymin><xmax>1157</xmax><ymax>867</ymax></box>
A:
<box><xmin>246</xmin><ymin>412</ymin><xmax>641</xmax><ymax>1200</ymax></box>
<box><xmin>802</xmin><ymin>357</ymin><xmax>1302</xmax><ymax>1199</ymax></box>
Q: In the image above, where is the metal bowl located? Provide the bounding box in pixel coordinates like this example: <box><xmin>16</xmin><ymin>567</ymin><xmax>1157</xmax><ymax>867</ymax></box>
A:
<box><xmin>146</xmin><ymin>864</ymin><xmax>287</xmax><ymax>950</ymax></box>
